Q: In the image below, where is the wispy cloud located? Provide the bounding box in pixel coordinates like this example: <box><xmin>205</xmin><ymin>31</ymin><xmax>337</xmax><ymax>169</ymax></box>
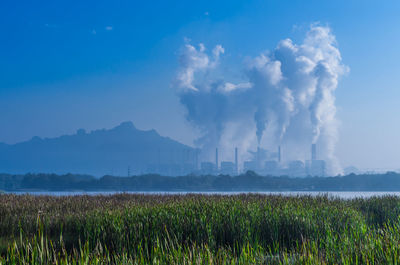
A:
<box><xmin>105</xmin><ymin>26</ymin><xmax>113</xmax><ymax>31</ymax></box>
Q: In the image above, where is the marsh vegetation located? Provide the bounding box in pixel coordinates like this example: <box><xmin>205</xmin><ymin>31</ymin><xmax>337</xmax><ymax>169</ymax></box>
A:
<box><xmin>1</xmin><ymin>194</ymin><xmax>400</xmax><ymax>264</ymax></box>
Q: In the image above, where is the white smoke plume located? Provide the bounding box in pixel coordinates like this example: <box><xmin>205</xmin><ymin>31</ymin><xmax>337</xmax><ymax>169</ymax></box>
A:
<box><xmin>175</xmin><ymin>25</ymin><xmax>348</xmax><ymax>175</ymax></box>
<box><xmin>176</xmin><ymin>43</ymin><xmax>224</xmax><ymax>91</ymax></box>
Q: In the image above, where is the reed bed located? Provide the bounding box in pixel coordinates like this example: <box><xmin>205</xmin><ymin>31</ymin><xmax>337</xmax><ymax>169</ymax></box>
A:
<box><xmin>1</xmin><ymin>194</ymin><xmax>400</xmax><ymax>264</ymax></box>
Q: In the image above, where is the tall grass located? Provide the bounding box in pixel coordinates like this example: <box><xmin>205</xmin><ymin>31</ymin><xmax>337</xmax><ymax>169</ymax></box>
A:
<box><xmin>1</xmin><ymin>194</ymin><xmax>400</xmax><ymax>264</ymax></box>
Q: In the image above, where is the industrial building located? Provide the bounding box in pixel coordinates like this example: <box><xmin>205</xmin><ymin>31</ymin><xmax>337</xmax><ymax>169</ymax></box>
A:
<box><xmin>220</xmin><ymin>162</ymin><xmax>236</xmax><ymax>175</ymax></box>
<box><xmin>200</xmin><ymin>147</ymin><xmax>239</xmax><ymax>176</ymax></box>
<box><xmin>143</xmin><ymin>143</ymin><xmax>326</xmax><ymax>177</ymax></box>
<box><xmin>264</xmin><ymin>160</ymin><xmax>279</xmax><ymax>175</ymax></box>
<box><xmin>200</xmin><ymin>162</ymin><xmax>215</xmax><ymax>175</ymax></box>
<box><xmin>243</xmin><ymin>161</ymin><xmax>258</xmax><ymax>172</ymax></box>
<box><xmin>144</xmin><ymin>148</ymin><xmax>199</xmax><ymax>176</ymax></box>
<box><xmin>240</xmin><ymin>143</ymin><xmax>326</xmax><ymax>177</ymax></box>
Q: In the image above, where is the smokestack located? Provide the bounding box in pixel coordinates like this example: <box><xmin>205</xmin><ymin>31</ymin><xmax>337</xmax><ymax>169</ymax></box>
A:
<box><xmin>215</xmin><ymin>148</ymin><xmax>219</xmax><ymax>171</ymax></box>
<box><xmin>195</xmin><ymin>149</ymin><xmax>199</xmax><ymax>170</ymax></box>
<box><xmin>235</xmin><ymin>147</ymin><xmax>238</xmax><ymax>175</ymax></box>
<box><xmin>312</xmin><ymin>144</ymin><xmax>316</xmax><ymax>160</ymax></box>
<box><xmin>278</xmin><ymin>145</ymin><xmax>281</xmax><ymax>163</ymax></box>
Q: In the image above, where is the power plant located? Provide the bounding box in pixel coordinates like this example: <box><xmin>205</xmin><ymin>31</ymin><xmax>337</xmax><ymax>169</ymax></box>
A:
<box><xmin>241</xmin><ymin>144</ymin><xmax>326</xmax><ymax>177</ymax></box>
<box><xmin>193</xmin><ymin>144</ymin><xmax>326</xmax><ymax>177</ymax></box>
<box><xmin>143</xmin><ymin>144</ymin><xmax>326</xmax><ymax>177</ymax></box>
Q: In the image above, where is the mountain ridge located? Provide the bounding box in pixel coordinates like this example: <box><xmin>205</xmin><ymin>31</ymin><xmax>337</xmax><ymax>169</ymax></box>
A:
<box><xmin>0</xmin><ymin>121</ymin><xmax>196</xmax><ymax>176</ymax></box>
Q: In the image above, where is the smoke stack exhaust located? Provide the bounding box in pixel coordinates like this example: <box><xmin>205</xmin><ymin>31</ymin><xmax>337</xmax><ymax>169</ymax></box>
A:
<box><xmin>215</xmin><ymin>148</ymin><xmax>219</xmax><ymax>171</ymax></box>
<box><xmin>312</xmin><ymin>144</ymin><xmax>316</xmax><ymax>160</ymax></box>
<box><xmin>175</xmin><ymin>26</ymin><xmax>346</xmax><ymax>176</ymax></box>
<box><xmin>235</xmin><ymin>147</ymin><xmax>238</xmax><ymax>175</ymax></box>
<box><xmin>278</xmin><ymin>145</ymin><xmax>281</xmax><ymax>163</ymax></box>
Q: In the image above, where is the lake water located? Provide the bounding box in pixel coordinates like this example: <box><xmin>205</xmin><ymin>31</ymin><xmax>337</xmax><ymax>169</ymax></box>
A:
<box><xmin>5</xmin><ymin>191</ymin><xmax>400</xmax><ymax>199</ymax></box>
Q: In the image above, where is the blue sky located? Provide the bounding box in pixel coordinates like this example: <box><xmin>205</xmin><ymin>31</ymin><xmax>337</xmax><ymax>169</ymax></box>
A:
<box><xmin>1</xmin><ymin>0</ymin><xmax>400</xmax><ymax>170</ymax></box>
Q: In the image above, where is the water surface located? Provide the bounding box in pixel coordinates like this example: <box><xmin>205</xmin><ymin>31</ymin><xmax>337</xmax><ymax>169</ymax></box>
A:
<box><xmin>5</xmin><ymin>191</ymin><xmax>400</xmax><ymax>199</ymax></box>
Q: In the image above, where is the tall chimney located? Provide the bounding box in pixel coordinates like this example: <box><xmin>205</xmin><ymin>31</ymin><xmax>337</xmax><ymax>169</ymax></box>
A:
<box><xmin>235</xmin><ymin>147</ymin><xmax>238</xmax><ymax>175</ymax></box>
<box><xmin>195</xmin><ymin>149</ymin><xmax>199</xmax><ymax>170</ymax></box>
<box><xmin>312</xmin><ymin>144</ymin><xmax>316</xmax><ymax>160</ymax></box>
<box><xmin>278</xmin><ymin>145</ymin><xmax>281</xmax><ymax>163</ymax></box>
<box><xmin>215</xmin><ymin>148</ymin><xmax>219</xmax><ymax>171</ymax></box>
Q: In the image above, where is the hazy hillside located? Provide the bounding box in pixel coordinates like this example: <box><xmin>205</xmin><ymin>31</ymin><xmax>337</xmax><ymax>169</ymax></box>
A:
<box><xmin>0</xmin><ymin>122</ymin><xmax>195</xmax><ymax>176</ymax></box>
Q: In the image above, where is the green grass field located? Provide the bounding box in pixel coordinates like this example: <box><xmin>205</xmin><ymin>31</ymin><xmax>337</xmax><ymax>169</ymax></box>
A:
<box><xmin>1</xmin><ymin>194</ymin><xmax>400</xmax><ymax>264</ymax></box>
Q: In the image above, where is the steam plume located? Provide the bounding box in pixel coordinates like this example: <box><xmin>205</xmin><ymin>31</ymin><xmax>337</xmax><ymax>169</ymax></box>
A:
<box><xmin>175</xmin><ymin>25</ymin><xmax>348</xmax><ymax>175</ymax></box>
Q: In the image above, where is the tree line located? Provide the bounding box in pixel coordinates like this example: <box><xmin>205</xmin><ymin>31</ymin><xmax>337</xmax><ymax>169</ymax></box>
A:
<box><xmin>1</xmin><ymin>171</ymin><xmax>400</xmax><ymax>191</ymax></box>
